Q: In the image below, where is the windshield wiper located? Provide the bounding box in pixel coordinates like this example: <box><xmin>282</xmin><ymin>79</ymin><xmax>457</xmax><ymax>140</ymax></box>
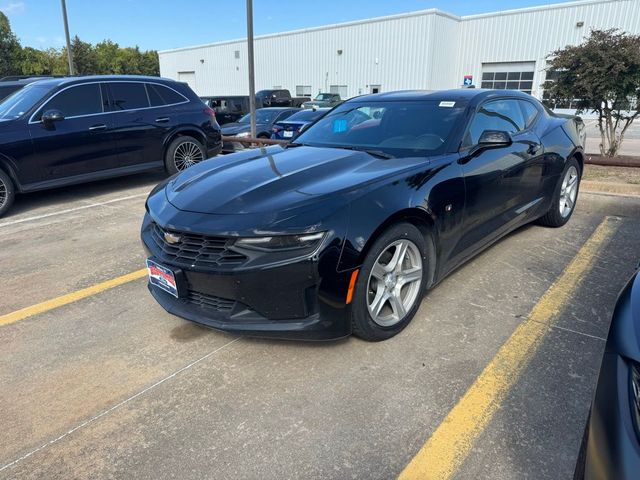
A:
<box><xmin>284</xmin><ymin>142</ymin><xmax>307</xmax><ymax>148</ymax></box>
<box><xmin>340</xmin><ymin>146</ymin><xmax>395</xmax><ymax>159</ymax></box>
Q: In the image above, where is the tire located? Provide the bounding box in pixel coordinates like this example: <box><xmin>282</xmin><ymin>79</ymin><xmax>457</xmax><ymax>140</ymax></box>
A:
<box><xmin>538</xmin><ymin>157</ymin><xmax>581</xmax><ymax>227</ymax></box>
<box><xmin>164</xmin><ymin>136</ymin><xmax>206</xmax><ymax>175</ymax></box>
<box><xmin>0</xmin><ymin>169</ymin><xmax>15</xmax><ymax>218</ymax></box>
<box><xmin>351</xmin><ymin>223</ymin><xmax>430</xmax><ymax>341</ymax></box>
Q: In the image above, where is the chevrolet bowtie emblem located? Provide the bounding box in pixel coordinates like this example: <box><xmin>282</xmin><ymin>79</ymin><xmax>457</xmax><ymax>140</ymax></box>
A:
<box><xmin>164</xmin><ymin>232</ymin><xmax>181</xmax><ymax>244</ymax></box>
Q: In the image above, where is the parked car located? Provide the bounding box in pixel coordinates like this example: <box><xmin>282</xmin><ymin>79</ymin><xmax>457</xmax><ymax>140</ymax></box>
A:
<box><xmin>201</xmin><ymin>95</ymin><xmax>263</xmax><ymax>125</ymax></box>
<box><xmin>142</xmin><ymin>89</ymin><xmax>585</xmax><ymax>341</ymax></box>
<box><xmin>221</xmin><ymin>107</ymin><xmax>299</xmax><ymax>152</ymax></box>
<box><xmin>0</xmin><ymin>75</ymin><xmax>222</xmax><ymax>217</ymax></box>
<box><xmin>256</xmin><ymin>89</ymin><xmax>307</xmax><ymax>108</ymax></box>
<box><xmin>573</xmin><ymin>268</ymin><xmax>640</xmax><ymax>479</ymax></box>
<box><xmin>302</xmin><ymin>93</ymin><xmax>342</xmax><ymax>109</ymax></box>
<box><xmin>271</xmin><ymin>107</ymin><xmax>329</xmax><ymax>140</ymax></box>
<box><xmin>0</xmin><ymin>78</ymin><xmax>50</xmax><ymax>102</ymax></box>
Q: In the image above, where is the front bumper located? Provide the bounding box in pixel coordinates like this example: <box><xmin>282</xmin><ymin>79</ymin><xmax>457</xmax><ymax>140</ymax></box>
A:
<box><xmin>584</xmin><ymin>353</ymin><xmax>640</xmax><ymax>479</ymax></box>
<box><xmin>141</xmin><ymin>212</ymin><xmax>353</xmax><ymax>340</ymax></box>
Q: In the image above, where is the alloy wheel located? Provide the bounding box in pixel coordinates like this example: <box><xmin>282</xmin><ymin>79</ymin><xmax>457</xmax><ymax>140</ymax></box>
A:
<box><xmin>366</xmin><ymin>239</ymin><xmax>423</xmax><ymax>327</ymax></box>
<box><xmin>0</xmin><ymin>177</ymin><xmax>6</xmax><ymax>209</ymax></box>
<box><xmin>173</xmin><ymin>141</ymin><xmax>204</xmax><ymax>171</ymax></box>
<box><xmin>559</xmin><ymin>165</ymin><xmax>579</xmax><ymax>218</ymax></box>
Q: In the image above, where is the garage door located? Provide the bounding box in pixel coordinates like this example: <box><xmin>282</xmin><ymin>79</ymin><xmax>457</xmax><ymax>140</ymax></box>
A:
<box><xmin>481</xmin><ymin>62</ymin><xmax>534</xmax><ymax>95</ymax></box>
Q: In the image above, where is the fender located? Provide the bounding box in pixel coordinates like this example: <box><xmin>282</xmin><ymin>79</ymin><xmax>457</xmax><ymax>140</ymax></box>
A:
<box><xmin>162</xmin><ymin>125</ymin><xmax>208</xmax><ymax>148</ymax></box>
<box><xmin>0</xmin><ymin>152</ymin><xmax>24</xmax><ymax>192</ymax></box>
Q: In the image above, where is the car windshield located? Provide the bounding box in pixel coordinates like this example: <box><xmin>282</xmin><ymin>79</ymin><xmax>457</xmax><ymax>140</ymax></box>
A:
<box><xmin>314</xmin><ymin>94</ymin><xmax>332</xmax><ymax>100</ymax></box>
<box><xmin>0</xmin><ymin>83</ymin><xmax>49</xmax><ymax>120</ymax></box>
<box><xmin>239</xmin><ymin>109</ymin><xmax>282</xmax><ymax>124</ymax></box>
<box><xmin>284</xmin><ymin>109</ymin><xmax>327</xmax><ymax>122</ymax></box>
<box><xmin>295</xmin><ymin>100</ymin><xmax>465</xmax><ymax>157</ymax></box>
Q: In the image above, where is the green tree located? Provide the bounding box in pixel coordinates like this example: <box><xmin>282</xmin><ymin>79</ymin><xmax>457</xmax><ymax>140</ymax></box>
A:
<box><xmin>67</xmin><ymin>35</ymin><xmax>97</xmax><ymax>75</ymax></box>
<box><xmin>544</xmin><ymin>29</ymin><xmax>640</xmax><ymax>157</ymax></box>
<box><xmin>0</xmin><ymin>12</ymin><xmax>21</xmax><ymax>77</ymax></box>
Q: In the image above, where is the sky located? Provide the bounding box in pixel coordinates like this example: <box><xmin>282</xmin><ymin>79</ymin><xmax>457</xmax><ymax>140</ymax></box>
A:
<box><xmin>1</xmin><ymin>0</ymin><xmax>576</xmax><ymax>52</ymax></box>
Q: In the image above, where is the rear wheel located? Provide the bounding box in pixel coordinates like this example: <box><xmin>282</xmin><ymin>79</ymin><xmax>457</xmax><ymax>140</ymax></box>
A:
<box><xmin>165</xmin><ymin>136</ymin><xmax>206</xmax><ymax>174</ymax></box>
<box><xmin>538</xmin><ymin>157</ymin><xmax>581</xmax><ymax>227</ymax></box>
<box><xmin>351</xmin><ymin>223</ymin><xmax>429</xmax><ymax>341</ymax></box>
<box><xmin>0</xmin><ymin>169</ymin><xmax>15</xmax><ymax>218</ymax></box>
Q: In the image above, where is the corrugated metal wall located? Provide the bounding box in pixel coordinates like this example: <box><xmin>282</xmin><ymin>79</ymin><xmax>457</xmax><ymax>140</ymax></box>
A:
<box><xmin>159</xmin><ymin>0</ymin><xmax>640</xmax><ymax>99</ymax></box>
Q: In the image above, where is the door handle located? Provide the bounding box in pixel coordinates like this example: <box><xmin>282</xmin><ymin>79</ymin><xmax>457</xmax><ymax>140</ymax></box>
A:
<box><xmin>89</xmin><ymin>124</ymin><xmax>107</xmax><ymax>131</ymax></box>
<box><xmin>155</xmin><ymin>117</ymin><xmax>170</xmax><ymax>123</ymax></box>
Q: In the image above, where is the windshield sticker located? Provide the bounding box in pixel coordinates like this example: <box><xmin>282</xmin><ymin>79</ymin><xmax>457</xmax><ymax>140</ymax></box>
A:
<box><xmin>333</xmin><ymin>119</ymin><xmax>348</xmax><ymax>133</ymax></box>
<box><xmin>439</xmin><ymin>101</ymin><xmax>456</xmax><ymax>108</ymax></box>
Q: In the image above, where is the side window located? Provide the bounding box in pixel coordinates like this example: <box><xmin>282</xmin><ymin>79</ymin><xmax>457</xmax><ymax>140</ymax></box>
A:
<box><xmin>520</xmin><ymin>100</ymin><xmax>539</xmax><ymax>128</ymax></box>
<box><xmin>109</xmin><ymin>82</ymin><xmax>149</xmax><ymax>111</ymax></box>
<box><xmin>464</xmin><ymin>99</ymin><xmax>525</xmax><ymax>147</ymax></box>
<box><xmin>146</xmin><ymin>83</ymin><xmax>186</xmax><ymax>107</ymax></box>
<box><xmin>36</xmin><ymin>83</ymin><xmax>102</xmax><ymax>120</ymax></box>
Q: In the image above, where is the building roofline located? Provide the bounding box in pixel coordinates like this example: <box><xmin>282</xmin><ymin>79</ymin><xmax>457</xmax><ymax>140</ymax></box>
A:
<box><xmin>158</xmin><ymin>0</ymin><xmax>627</xmax><ymax>55</ymax></box>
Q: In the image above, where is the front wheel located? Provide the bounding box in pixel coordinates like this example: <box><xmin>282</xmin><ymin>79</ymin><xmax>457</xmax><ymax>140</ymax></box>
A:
<box><xmin>164</xmin><ymin>136</ymin><xmax>206</xmax><ymax>174</ymax></box>
<box><xmin>0</xmin><ymin>169</ymin><xmax>15</xmax><ymax>218</ymax></box>
<box><xmin>351</xmin><ymin>223</ymin><xmax>429</xmax><ymax>341</ymax></box>
<box><xmin>538</xmin><ymin>157</ymin><xmax>581</xmax><ymax>227</ymax></box>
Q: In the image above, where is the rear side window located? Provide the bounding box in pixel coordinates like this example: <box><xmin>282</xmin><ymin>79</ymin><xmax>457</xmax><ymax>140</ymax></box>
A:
<box><xmin>276</xmin><ymin>110</ymin><xmax>297</xmax><ymax>122</ymax></box>
<box><xmin>37</xmin><ymin>83</ymin><xmax>102</xmax><ymax>120</ymax></box>
<box><xmin>464</xmin><ymin>99</ymin><xmax>525</xmax><ymax>147</ymax></box>
<box><xmin>109</xmin><ymin>82</ymin><xmax>149</xmax><ymax>110</ymax></box>
<box><xmin>519</xmin><ymin>100</ymin><xmax>539</xmax><ymax>128</ymax></box>
<box><xmin>146</xmin><ymin>83</ymin><xmax>186</xmax><ymax>106</ymax></box>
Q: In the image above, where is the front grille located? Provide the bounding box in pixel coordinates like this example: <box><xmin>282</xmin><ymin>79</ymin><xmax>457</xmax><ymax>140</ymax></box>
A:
<box><xmin>150</xmin><ymin>223</ymin><xmax>247</xmax><ymax>268</ymax></box>
<box><xmin>187</xmin><ymin>290</ymin><xmax>235</xmax><ymax>312</ymax></box>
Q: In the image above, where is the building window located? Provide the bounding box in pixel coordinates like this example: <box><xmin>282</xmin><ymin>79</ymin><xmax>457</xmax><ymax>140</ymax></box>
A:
<box><xmin>481</xmin><ymin>71</ymin><xmax>534</xmax><ymax>94</ymax></box>
<box><xmin>296</xmin><ymin>85</ymin><xmax>312</xmax><ymax>97</ymax></box>
<box><xmin>330</xmin><ymin>85</ymin><xmax>348</xmax><ymax>98</ymax></box>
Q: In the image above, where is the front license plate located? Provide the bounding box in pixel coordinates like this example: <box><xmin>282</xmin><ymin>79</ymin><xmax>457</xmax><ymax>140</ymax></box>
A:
<box><xmin>146</xmin><ymin>258</ymin><xmax>179</xmax><ymax>298</ymax></box>
<box><xmin>283</xmin><ymin>131</ymin><xmax>294</xmax><ymax>138</ymax></box>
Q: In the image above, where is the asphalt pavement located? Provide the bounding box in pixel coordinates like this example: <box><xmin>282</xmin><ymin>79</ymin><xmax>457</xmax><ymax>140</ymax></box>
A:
<box><xmin>1</xmin><ymin>173</ymin><xmax>639</xmax><ymax>479</ymax></box>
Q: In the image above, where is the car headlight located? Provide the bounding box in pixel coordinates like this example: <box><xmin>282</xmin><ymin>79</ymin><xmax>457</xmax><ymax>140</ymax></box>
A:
<box><xmin>235</xmin><ymin>232</ymin><xmax>325</xmax><ymax>252</ymax></box>
<box><xmin>631</xmin><ymin>362</ymin><xmax>640</xmax><ymax>435</ymax></box>
<box><xmin>235</xmin><ymin>131</ymin><xmax>250</xmax><ymax>138</ymax></box>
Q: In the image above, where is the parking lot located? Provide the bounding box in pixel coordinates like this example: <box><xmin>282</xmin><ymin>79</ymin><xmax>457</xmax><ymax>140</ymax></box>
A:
<box><xmin>0</xmin><ymin>173</ymin><xmax>638</xmax><ymax>479</ymax></box>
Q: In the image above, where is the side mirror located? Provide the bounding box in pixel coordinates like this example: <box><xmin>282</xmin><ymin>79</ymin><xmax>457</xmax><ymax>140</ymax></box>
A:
<box><xmin>41</xmin><ymin>110</ymin><xmax>65</xmax><ymax>125</ymax></box>
<box><xmin>477</xmin><ymin>130</ymin><xmax>512</xmax><ymax>148</ymax></box>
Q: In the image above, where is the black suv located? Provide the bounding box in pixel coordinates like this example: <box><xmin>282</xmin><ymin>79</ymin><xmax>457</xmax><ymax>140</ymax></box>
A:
<box><xmin>0</xmin><ymin>75</ymin><xmax>222</xmax><ymax>217</ymax></box>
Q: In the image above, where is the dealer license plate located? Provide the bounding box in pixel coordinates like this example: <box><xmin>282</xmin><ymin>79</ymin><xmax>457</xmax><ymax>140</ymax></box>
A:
<box><xmin>146</xmin><ymin>258</ymin><xmax>178</xmax><ymax>298</ymax></box>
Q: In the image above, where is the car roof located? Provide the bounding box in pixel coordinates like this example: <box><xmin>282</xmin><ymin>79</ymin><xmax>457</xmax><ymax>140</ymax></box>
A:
<box><xmin>350</xmin><ymin>89</ymin><xmax>534</xmax><ymax>104</ymax></box>
<box><xmin>27</xmin><ymin>75</ymin><xmax>177</xmax><ymax>89</ymax></box>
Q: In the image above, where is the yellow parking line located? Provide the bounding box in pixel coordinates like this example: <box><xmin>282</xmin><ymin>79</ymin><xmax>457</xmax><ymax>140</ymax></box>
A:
<box><xmin>0</xmin><ymin>268</ymin><xmax>148</xmax><ymax>327</ymax></box>
<box><xmin>398</xmin><ymin>216</ymin><xmax>618</xmax><ymax>480</ymax></box>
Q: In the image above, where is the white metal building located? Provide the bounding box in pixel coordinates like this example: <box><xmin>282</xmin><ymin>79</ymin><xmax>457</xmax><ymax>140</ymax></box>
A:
<box><xmin>158</xmin><ymin>0</ymin><xmax>640</xmax><ymax>101</ymax></box>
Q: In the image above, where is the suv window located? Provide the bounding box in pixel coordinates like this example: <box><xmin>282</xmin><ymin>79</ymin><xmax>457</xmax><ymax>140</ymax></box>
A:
<box><xmin>109</xmin><ymin>82</ymin><xmax>149</xmax><ymax>110</ymax></box>
<box><xmin>519</xmin><ymin>100</ymin><xmax>539</xmax><ymax>128</ymax></box>
<box><xmin>36</xmin><ymin>83</ymin><xmax>102</xmax><ymax>120</ymax></box>
<box><xmin>146</xmin><ymin>83</ymin><xmax>185</xmax><ymax>107</ymax></box>
<box><xmin>276</xmin><ymin>110</ymin><xmax>296</xmax><ymax>122</ymax></box>
<box><xmin>464</xmin><ymin>99</ymin><xmax>525</xmax><ymax>147</ymax></box>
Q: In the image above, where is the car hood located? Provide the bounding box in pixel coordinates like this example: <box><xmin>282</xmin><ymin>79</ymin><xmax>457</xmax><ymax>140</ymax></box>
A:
<box><xmin>221</xmin><ymin>123</ymin><xmax>268</xmax><ymax>135</ymax></box>
<box><xmin>165</xmin><ymin>145</ymin><xmax>430</xmax><ymax>215</ymax></box>
<box><xmin>303</xmin><ymin>101</ymin><xmax>328</xmax><ymax>107</ymax></box>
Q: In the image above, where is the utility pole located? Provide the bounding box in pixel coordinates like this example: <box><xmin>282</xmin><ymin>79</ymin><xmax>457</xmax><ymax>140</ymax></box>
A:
<box><xmin>60</xmin><ymin>0</ymin><xmax>74</xmax><ymax>75</ymax></box>
<box><xmin>246</xmin><ymin>0</ymin><xmax>256</xmax><ymax>138</ymax></box>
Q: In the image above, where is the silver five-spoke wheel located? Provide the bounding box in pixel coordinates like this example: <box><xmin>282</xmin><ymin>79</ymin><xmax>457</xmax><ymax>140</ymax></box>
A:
<box><xmin>0</xmin><ymin>177</ymin><xmax>7</xmax><ymax>209</ymax></box>
<box><xmin>559</xmin><ymin>165</ymin><xmax>579</xmax><ymax>218</ymax></box>
<box><xmin>173</xmin><ymin>141</ymin><xmax>204</xmax><ymax>171</ymax></box>
<box><xmin>366</xmin><ymin>239</ymin><xmax>423</xmax><ymax>327</ymax></box>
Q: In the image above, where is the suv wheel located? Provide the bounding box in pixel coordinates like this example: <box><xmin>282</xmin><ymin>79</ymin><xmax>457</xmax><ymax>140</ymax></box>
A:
<box><xmin>165</xmin><ymin>136</ymin><xmax>206</xmax><ymax>174</ymax></box>
<box><xmin>0</xmin><ymin>169</ymin><xmax>15</xmax><ymax>218</ymax></box>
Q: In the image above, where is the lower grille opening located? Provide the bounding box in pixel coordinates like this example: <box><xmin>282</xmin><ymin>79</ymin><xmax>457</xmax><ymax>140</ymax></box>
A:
<box><xmin>187</xmin><ymin>290</ymin><xmax>235</xmax><ymax>312</ymax></box>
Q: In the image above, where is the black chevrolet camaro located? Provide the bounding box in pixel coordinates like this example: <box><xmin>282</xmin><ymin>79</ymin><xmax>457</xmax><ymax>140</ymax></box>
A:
<box><xmin>141</xmin><ymin>89</ymin><xmax>585</xmax><ymax>341</ymax></box>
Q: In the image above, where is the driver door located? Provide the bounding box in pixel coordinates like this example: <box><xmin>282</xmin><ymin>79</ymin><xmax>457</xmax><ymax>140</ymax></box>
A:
<box><xmin>28</xmin><ymin>83</ymin><xmax>120</xmax><ymax>181</ymax></box>
<box><xmin>453</xmin><ymin>98</ymin><xmax>539</xmax><ymax>261</ymax></box>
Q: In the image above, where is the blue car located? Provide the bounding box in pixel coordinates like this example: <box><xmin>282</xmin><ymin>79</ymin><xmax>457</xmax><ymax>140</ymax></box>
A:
<box><xmin>270</xmin><ymin>108</ymin><xmax>329</xmax><ymax>140</ymax></box>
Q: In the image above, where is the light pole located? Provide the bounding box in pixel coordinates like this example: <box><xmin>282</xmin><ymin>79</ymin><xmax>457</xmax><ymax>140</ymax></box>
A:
<box><xmin>60</xmin><ymin>0</ymin><xmax>74</xmax><ymax>75</ymax></box>
<box><xmin>246</xmin><ymin>0</ymin><xmax>256</xmax><ymax>139</ymax></box>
